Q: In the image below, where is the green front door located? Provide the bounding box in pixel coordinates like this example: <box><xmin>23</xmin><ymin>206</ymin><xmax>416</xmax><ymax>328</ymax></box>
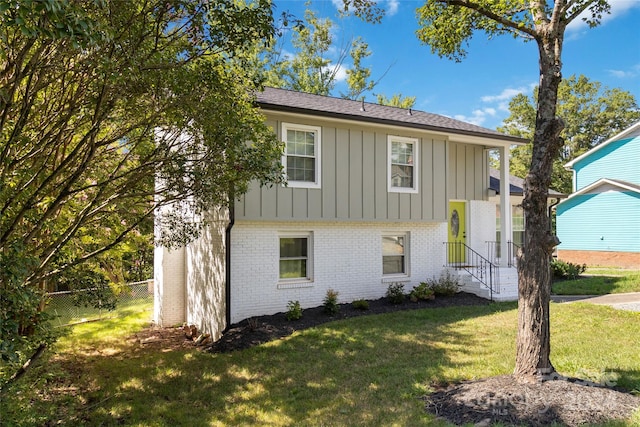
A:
<box><xmin>448</xmin><ymin>201</ymin><xmax>466</xmax><ymax>264</ymax></box>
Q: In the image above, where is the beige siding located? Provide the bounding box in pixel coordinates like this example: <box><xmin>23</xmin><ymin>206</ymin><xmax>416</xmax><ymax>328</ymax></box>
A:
<box><xmin>237</xmin><ymin>113</ymin><xmax>488</xmax><ymax>222</ymax></box>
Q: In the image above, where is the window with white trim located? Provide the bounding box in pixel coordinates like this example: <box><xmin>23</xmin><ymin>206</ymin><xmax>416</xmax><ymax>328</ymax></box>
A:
<box><xmin>388</xmin><ymin>136</ymin><xmax>418</xmax><ymax>193</ymax></box>
<box><xmin>279</xmin><ymin>233</ymin><xmax>313</xmax><ymax>281</ymax></box>
<box><xmin>382</xmin><ymin>233</ymin><xmax>409</xmax><ymax>275</ymax></box>
<box><xmin>282</xmin><ymin>123</ymin><xmax>321</xmax><ymax>188</ymax></box>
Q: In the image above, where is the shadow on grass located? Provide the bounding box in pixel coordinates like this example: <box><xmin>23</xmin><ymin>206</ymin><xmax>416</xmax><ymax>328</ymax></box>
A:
<box><xmin>3</xmin><ymin>303</ymin><xmax>517</xmax><ymax>426</ymax></box>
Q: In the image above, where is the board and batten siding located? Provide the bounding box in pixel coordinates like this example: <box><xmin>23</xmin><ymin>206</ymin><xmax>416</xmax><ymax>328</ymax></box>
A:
<box><xmin>236</xmin><ymin>114</ymin><xmax>488</xmax><ymax>222</ymax></box>
<box><xmin>448</xmin><ymin>142</ymin><xmax>488</xmax><ymax>202</ymax></box>
<box><xmin>557</xmin><ymin>190</ymin><xmax>640</xmax><ymax>252</ymax></box>
<box><xmin>574</xmin><ymin>136</ymin><xmax>640</xmax><ymax>191</ymax></box>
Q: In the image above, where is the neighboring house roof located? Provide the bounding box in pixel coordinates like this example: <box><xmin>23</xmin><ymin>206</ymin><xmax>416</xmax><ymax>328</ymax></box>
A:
<box><xmin>564</xmin><ymin>120</ymin><xmax>640</xmax><ymax>169</ymax></box>
<box><xmin>489</xmin><ymin>168</ymin><xmax>565</xmax><ymax>197</ymax></box>
<box><xmin>563</xmin><ymin>178</ymin><xmax>640</xmax><ymax>199</ymax></box>
<box><xmin>255</xmin><ymin>87</ymin><xmax>526</xmax><ymax>145</ymax></box>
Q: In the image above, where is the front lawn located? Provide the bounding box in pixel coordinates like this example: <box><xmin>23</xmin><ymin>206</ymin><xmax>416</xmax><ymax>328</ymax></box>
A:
<box><xmin>553</xmin><ymin>268</ymin><xmax>640</xmax><ymax>295</ymax></box>
<box><xmin>2</xmin><ymin>302</ymin><xmax>639</xmax><ymax>426</ymax></box>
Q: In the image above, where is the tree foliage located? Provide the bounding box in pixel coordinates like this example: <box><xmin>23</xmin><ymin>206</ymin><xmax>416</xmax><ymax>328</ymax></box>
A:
<box><xmin>499</xmin><ymin>75</ymin><xmax>640</xmax><ymax>194</ymax></box>
<box><xmin>260</xmin><ymin>4</ymin><xmax>407</xmax><ymax>103</ymax></box>
<box><xmin>0</xmin><ymin>0</ymin><xmax>283</xmax><ymax>376</ymax></box>
<box><xmin>260</xmin><ymin>7</ymin><xmax>378</xmax><ymax>99</ymax></box>
<box><xmin>376</xmin><ymin>93</ymin><xmax>417</xmax><ymax>109</ymax></box>
<box><xmin>415</xmin><ymin>0</ymin><xmax>613</xmax><ymax>381</ymax></box>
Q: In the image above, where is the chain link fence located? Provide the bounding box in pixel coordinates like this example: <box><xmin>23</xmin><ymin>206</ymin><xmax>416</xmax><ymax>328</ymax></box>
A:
<box><xmin>46</xmin><ymin>280</ymin><xmax>153</xmax><ymax>327</ymax></box>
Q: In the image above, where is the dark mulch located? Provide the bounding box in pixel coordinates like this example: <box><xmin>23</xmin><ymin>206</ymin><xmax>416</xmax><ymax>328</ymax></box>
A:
<box><xmin>425</xmin><ymin>375</ymin><xmax>640</xmax><ymax>426</ymax></box>
<box><xmin>206</xmin><ymin>292</ymin><xmax>490</xmax><ymax>353</ymax></box>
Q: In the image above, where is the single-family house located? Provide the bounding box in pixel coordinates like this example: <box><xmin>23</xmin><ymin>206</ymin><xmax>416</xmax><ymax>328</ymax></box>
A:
<box><xmin>556</xmin><ymin>121</ymin><xmax>640</xmax><ymax>268</ymax></box>
<box><xmin>154</xmin><ymin>87</ymin><xmax>526</xmax><ymax>341</ymax></box>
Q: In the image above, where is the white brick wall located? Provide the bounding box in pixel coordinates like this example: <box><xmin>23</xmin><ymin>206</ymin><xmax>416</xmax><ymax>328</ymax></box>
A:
<box><xmin>185</xmin><ymin>208</ymin><xmax>229</xmax><ymax>341</ymax></box>
<box><xmin>154</xmin><ymin>245</ymin><xmax>186</xmax><ymax>327</ymax></box>
<box><xmin>229</xmin><ymin>220</ymin><xmax>448</xmax><ymax>323</ymax></box>
<box><xmin>468</xmin><ymin>200</ymin><xmax>497</xmax><ymax>257</ymax></box>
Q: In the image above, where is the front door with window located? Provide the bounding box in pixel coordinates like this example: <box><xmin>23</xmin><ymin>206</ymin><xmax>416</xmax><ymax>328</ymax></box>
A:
<box><xmin>448</xmin><ymin>201</ymin><xmax>466</xmax><ymax>264</ymax></box>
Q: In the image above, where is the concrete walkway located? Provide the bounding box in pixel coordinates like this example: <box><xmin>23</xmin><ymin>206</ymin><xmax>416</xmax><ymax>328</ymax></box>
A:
<box><xmin>551</xmin><ymin>292</ymin><xmax>640</xmax><ymax>312</ymax></box>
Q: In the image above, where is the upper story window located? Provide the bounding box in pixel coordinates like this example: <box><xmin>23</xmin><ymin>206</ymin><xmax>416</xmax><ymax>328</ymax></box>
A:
<box><xmin>388</xmin><ymin>136</ymin><xmax>418</xmax><ymax>193</ymax></box>
<box><xmin>282</xmin><ymin>123</ymin><xmax>321</xmax><ymax>188</ymax></box>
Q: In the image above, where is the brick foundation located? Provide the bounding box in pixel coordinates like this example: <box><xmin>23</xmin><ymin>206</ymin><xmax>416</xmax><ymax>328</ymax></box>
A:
<box><xmin>556</xmin><ymin>250</ymin><xmax>640</xmax><ymax>269</ymax></box>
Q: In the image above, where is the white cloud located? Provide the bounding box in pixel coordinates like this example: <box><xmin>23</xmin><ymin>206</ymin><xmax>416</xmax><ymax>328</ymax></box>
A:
<box><xmin>567</xmin><ymin>0</ymin><xmax>640</xmax><ymax>33</ymax></box>
<box><xmin>454</xmin><ymin>108</ymin><xmax>498</xmax><ymax>126</ymax></box>
<box><xmin>454</xmin><ymin>83</ymin><xmax>536</xmax><ymax>128</ymax></box>
<box><xmin>606</xmin><ymin>64</ymin><xmax>640</xmax><ymax>78</ymax></box>
<box><xmin>332</xmin><ymin>0</ymin><xmax>399</xmax><ymax>17</ymax></box>
<box><xmin>323</xmin><ymin>63</ymin><xmax>348</xmax><ymax>82</ymax></box>
<box><xmin>480</xmin><ymin>84</ymin><xmax>536</xmax><ymax>104</ymax></box>
<box><xmin>387</xmin><ymin>0</ymin><xmax>400</xmax><ymax>16</ymax></box>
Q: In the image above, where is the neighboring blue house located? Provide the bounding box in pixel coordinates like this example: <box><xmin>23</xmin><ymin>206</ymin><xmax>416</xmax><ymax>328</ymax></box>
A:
<box><xmin>556</xmin><ymin>121</ymin><xmax>640</xmax><ymax>268</ymax></box>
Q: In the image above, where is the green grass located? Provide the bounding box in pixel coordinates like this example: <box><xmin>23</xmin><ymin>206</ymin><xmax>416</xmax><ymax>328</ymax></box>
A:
<box><xmin>552</xmin><ymin>268</ymin><xmax>640</xmax><ymax>295</ymax></box>
<box><xmin>2</xmin><ymin>302</ymin><xmax>639</xmax><ymax>426</ymax></box>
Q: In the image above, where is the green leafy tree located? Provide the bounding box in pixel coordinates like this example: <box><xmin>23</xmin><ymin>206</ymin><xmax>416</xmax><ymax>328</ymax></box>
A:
<box><xmin>376</xmin><ymin>93</ymin><xmax>417</xmax><ymax>108</ymax></box>
<box><xmin>415</xmin><ymin>0</ymin><xmax>613</xmax><ymax>382</ymax></box>
<box><xmin>265</xmin><ymin>7</ymin><xmax>341</xmax><ymax>95</ymax></box>
<box><xmin>499</xmin><ymin>75</ymin><xmax>640</xmax><ymax>193</ymax></box>
<box><xmin>0</xmin><ymin>0</ymin><xmax>283</xmax><ymax>382</ymax></box>
<box><xmin>261</xmin><ymin>5</ymin><xmax>401</xmax><ymax>102</ymax></box>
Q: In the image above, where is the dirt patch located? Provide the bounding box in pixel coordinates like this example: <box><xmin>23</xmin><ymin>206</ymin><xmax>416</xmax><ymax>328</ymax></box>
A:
<box><xmin>425</xmin><ymin>375</ymin><xmax>640</xmax><ymax>426</ymax></box>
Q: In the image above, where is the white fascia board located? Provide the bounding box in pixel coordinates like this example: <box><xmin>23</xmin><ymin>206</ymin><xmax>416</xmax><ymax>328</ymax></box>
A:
<box><xmin>564</xmin><ymin>178</ymin><xmax>640</xmax><ymax>200</ymax></box>
<box><xmin>564</xmin><ymin>120</ymin><xmax>640</xmax><ymax>170</ymax></box>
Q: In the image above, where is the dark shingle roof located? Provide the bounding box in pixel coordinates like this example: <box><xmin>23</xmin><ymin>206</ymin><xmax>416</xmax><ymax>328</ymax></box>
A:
<box><xmin>255</xmin><ymin>87</ymin><xmax>526</xmax><ymax>144</ymax></box>
<box><xmin>489</xmin><ymin>168</ymin><xmax>565</xmax><ymax>197</ymax></box>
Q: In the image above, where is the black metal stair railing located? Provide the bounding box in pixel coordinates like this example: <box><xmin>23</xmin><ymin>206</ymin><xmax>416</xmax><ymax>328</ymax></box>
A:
<box><xmin>444</xmin><ymin>241</ymin><xmax>498</xmax><ymax>300</ymax></box>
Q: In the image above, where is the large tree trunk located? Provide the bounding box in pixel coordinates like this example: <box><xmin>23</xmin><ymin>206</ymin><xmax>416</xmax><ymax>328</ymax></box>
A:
<box><xmin>514</xmin><ymin>31</ymin><xmax>565</xmax><ymax>382</ymax></box>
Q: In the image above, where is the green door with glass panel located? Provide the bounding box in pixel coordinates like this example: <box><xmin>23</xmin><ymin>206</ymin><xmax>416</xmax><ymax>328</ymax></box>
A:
<box><xmin>448</xmin><ymin>201</ymin><xmax>466</xmax><ymax>264</ymax></box>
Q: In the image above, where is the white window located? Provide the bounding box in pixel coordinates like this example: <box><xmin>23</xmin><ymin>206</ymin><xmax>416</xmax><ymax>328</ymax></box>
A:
<box><xmin>282</xmin><ymin>123</ymin><xmax>321</xmax><ymax>188</ymax></box>
<box><xmin>382</xmin><ymin>233</ymin><xmax>409</xmax><ymax>276</ymax></box>
<box><xmin>388</xmin><ymin>136</ymin><xmax>418</xmax><ymax>193</ymax></box>
<box><xmin>496</xmin><ymin>205</ymin><xmax>525</xmax><ymax>247</ymax></box>
<box><xmin>279</xmin><ymin>233</ymin><xmax>313</xmax><ymax>281</ymax></box>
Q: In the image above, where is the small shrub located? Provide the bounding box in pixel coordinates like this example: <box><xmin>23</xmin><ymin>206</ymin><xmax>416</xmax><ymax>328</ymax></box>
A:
<box><xmin>286</xmin><ymin>300</ymin><xmax>302</xmax><ymax>321</ymax></box>
<box><xmin>246</xmin><ymin>317</ymin><xmax>259</xmax><ymax>330</ymax></box>
<box><xmin>323</xmin><ymin>288</ymin><xmax>339</xmax><ymax>315</ymax></box>
<box><xmin>385</xmin><ymin>282</ymin><xmax>405</xmax><ymax>304</ymax></box>
<box><xmin>551</xmin><ymin>259</ymin><xmax>587</xmax><ymax>279</ymax></box>
<box><xmin>428</xmin><ymin>270</ymin><xmax>460</xmax><ymax>296</ymax></box>
<box><xmin>352</xmin><ymin>299</ymin><xmax>369</xmax><ymax>310</ymax></box>
<box><xmin>409</xmin><ymin>282</ymin><xmax>435</xmax><ymax>302</ymax></box>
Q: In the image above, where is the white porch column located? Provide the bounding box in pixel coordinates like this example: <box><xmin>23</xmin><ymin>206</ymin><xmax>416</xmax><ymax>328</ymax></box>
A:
<box><xmin>499</xmin><ymin>146</ymin><xmax>512</xmax><ymax>267</ymax></box>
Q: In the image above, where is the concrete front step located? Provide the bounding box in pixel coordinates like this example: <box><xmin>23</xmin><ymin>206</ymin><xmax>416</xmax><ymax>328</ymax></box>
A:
<box><xmin>454</xmin><ymin>267</ymin><xmax>518</xmax><ymax>302</ymax></box>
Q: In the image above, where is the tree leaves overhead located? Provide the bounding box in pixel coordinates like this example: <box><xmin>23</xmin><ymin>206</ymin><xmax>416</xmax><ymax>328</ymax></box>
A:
<box><xmin>0</xmin><ymin>0</ymin><xmax>283</xmax><ymax>370</ymax></box>
<box><xmin>499</xmin><ymin>75</ymin><xmax>640</xmax><ymax>193</ymax></box>
<box><xmin>415</xmin><ymin>0</ymin><xmax>611</xmax><ymax>61</ymax></box>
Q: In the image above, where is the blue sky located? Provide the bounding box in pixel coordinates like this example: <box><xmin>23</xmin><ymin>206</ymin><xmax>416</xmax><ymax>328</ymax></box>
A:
<box><xmin>273</xmin><ymin>0</ymin><xmax>640</xmax><ymax>130</ymax></box>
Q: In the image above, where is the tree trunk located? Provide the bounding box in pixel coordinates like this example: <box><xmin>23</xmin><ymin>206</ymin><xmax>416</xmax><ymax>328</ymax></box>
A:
<box><xmin>514</xmin><ymin>32</ymin><xmax>565</xmax><ymax>382</ymax></box>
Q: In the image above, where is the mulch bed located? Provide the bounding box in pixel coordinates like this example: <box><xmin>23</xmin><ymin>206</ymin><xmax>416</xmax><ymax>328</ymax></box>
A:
<box><xmin>425</xmin><ymin>375</ymin><xmax>640</xmax><ymax>426</ymax></box>
<box><xmin>206</xmin><ymin>291</ymin><xmax>489</xmax><ymax>353</ymax></box>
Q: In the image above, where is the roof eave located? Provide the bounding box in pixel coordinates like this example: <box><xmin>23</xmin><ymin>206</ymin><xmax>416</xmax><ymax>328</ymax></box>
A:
<box><xmin>257</xmin><ymin>102</ymin><xmax>528</xmax><ymax>146</ymax></box>
<box><xmin>564</xmin><ymin>120</ymin><xmax>640</xmax><ymax>169</ymax></box>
